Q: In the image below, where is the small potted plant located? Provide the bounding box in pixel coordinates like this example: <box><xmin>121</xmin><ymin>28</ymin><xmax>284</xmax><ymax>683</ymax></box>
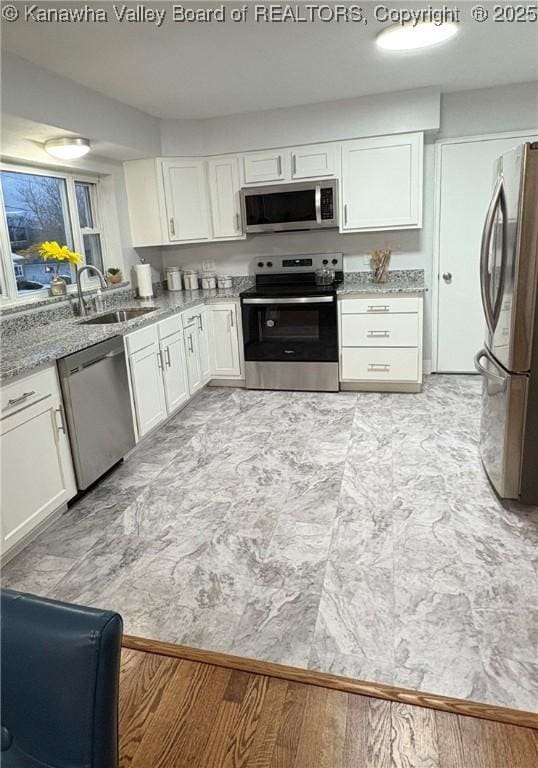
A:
<box><xmin>107</xmin><ymin>267</ymin><xmax>123</xmax><ymax>285</ymax></box>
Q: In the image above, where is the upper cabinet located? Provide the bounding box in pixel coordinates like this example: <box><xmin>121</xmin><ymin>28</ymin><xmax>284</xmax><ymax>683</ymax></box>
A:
<box><xmin>123</xmin><ymin>132</ymin><xmax>424</xmax><ymax>247</ymax></box>
<box><xmin>243</xmin><ymin>150</ymin><xmax>287</xmax><ymax>184</ymax></box>
<box><xmin>341</xmin><ymin>132</ymin><xmax>423</xmax><ymax>232</ymax></box>
<box><xmin>161</xmin><ymin>159</ymin><xmax>211</xmax><ymax>242</ymax></box>
<box><xmin>291</xmin><ymin>143</ymin><xmax>339</xmax><ymax>180</ymax></box>
<box><xmin>207</xmin><ymin>155</ymin><xmax>244</xmax><ymax>240</ymax></box>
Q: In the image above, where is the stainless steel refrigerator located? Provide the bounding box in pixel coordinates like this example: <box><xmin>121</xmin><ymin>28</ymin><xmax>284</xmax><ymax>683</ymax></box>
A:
<box><xmin>475</xmin><ymin>142</ymin><xmax>538</xmax><ymax>504</ymax></box>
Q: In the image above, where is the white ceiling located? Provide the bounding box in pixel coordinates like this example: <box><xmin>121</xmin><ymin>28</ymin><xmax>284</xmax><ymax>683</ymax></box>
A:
<box><xmin>2</xmin><ymin>1</ymin><xmax>538</xmax><ymax>120</ymax></box>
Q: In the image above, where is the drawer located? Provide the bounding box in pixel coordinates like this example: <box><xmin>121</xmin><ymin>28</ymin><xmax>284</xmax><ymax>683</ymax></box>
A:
<box><xmin>341</xmin><ymin>313</ymin><xmax>419</xmax><ymax>347</ymax></box>
<box><xmin>1</xmin><ymin>365</ymin><xmax>58</xmax><ymax>419</ymax></box>
<box><xmin>181</xmin><ymin>307</ymin><xmax>203</xmax><ymax>329</ymax></box>
<box><xmin>341</xmin><ymin>347</ymin><xmax>419</xmax><ymax>382</ymax></box>
<box><xmin>340</xmin><ymin>296</ymin><xmax>419</xmax><ymax>314</ymax></box>
<box><xmin>158</xmin><ymin>314</ymin><xmax>182</xmax><ymax>341</ymax></box>
<box><xmin>125</xmin><ymin>323</ymin><xmax>158</xmax><ymax>355</ymax></box>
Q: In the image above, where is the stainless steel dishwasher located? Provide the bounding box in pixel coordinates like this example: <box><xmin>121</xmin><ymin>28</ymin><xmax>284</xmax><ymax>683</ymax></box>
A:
<box><xmin>57</xmin><ymin>336</ymin><xmax>135</xmax><ymax>490</ymax></box>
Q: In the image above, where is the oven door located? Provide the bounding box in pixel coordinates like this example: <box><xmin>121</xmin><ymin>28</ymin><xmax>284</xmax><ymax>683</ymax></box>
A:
<box><xmin>242</xmin><ymin>296</ymin><xmax>338</xmax><ymax>362</ymax></box>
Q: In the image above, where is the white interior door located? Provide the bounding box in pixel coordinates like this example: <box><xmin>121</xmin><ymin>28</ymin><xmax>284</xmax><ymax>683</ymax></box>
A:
<box><xmin>436</xmin><ymin>132</ymin><xmax>538</xmax><ymax>372</ymax></box>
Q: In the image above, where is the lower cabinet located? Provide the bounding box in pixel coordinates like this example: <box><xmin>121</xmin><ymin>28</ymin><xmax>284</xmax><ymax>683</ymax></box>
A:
<box><xmin>339</xmin><ymin>294</ymin><xmax>423</xmax><ymax>392</ymax></box>
<box><xmin>207</xmin><ymin>303</ymin><xmax>242</xmax><ymax>378</ymax></box>
<box><xmin>1</xmin><ymin>365</ymin><xmax>77</xmax><ymax>558</ymax></box>
<box><xmin>125</xmin><ymin>301</ymin><xmax>243</xmax><ymax>440</ymax></box>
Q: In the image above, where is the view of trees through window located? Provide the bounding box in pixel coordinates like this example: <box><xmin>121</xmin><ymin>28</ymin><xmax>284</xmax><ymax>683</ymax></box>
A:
<box><xmin>1</xmin><ymin>170</ymin><xmax>76</xmax><ymax>293</ymax></box>
<box><xmin>1</xmin><ymin>169</ymin><xmax>105</xmax><ymax>297</ymax></box>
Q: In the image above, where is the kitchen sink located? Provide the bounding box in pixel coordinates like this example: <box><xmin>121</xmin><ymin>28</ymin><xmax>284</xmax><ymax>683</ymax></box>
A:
<box><xmin>81</xmin><ymin>307</ymin><xmax>157</xmax><ymax>324</ymax></box>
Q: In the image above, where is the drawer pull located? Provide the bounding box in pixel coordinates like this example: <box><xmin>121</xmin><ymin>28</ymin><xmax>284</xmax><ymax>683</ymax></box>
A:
<box><xmin>368</xmin><ymin>363</ymin><xmax>391</xmax><ymax>372</ymax></box>
<box><xmin>7</xmin><ymin>390</ymin><xmax>36</xmax><ymax>408</ymax></box>
<box><xmin>56</xmin><ymin>405</ymin><xmax>67</xmax><ymax>435</ymax></box>
<box><xmin>367</xmin><ymin>305</ymin><xmax>390</xmax><ymax>313</ymax></box>
<box><xmin>367</xmin><ymin>330</ymin><xmax>390</xmax><ymax>338</ymax></box>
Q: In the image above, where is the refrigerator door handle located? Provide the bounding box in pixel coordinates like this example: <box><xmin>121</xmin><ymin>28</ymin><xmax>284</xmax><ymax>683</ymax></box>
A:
<box><xmin>480</xmin><ymin>176</ymin><xmax>504</xmax><ymax>334</ymax></box>
<box><xmin>474</xmin><ymin>348</ymin><xmax>506</xmax><ymax>385</ymax></box>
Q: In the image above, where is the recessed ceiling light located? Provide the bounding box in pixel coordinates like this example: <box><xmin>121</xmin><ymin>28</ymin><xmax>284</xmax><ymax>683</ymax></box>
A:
<box><xmin>44</xmin><ymin>137</ymin><xmax>91</xmax><ymax>160</ymax></box>
<box><xmin>376</xmin><ymin>22</ymin><xmax>459</xmax><ymax>51</ymax></box>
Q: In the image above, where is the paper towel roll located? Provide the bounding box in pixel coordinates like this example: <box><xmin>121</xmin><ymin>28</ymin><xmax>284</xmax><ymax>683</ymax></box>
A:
<box><xmin>135</xmin><ymin>264</ymin><xmax>153</xmax><ymax>298</ymax></box>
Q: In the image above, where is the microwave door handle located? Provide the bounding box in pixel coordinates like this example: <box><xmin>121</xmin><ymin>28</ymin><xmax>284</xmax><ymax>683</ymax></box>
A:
<box><xmin>480</xmin><ymin>176</ymin><xmax>503</xmax><ymax>334</ymax></box>
<box><xmin>315</xmin><ymin>186</ymin><xmax>322</xmax><ymax>224</ymax></box>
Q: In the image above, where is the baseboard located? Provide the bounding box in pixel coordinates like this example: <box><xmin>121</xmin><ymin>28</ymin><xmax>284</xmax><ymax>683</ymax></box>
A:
<box><xmin>209</xmin><ymin>379</ymin><xmax>245</xmax><ymax>387</ymax></box>
<box><xmin>122</xmin><ymin>635</ymin><xmax>538</xmax><ymax>730</ymax></box>
<box><xmin>340</xmin><ymin>381</ymin><xmax>422</xmax><ymax>393</ymax></box>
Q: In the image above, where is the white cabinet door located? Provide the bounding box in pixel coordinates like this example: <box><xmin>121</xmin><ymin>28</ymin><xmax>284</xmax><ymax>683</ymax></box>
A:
<box><xmin>243</xmin><ymin>151</ymin><xmax>287</xmax><ymax>184</ymax></box>
<box><xmin>1</xmin><ymin>380</ymin><xmax>76</xmax><ymax>555</ymax></box>
<box><xmin>160</xmin><ymin>331</ymin><xmax>190</xmax><ymax>413</ymax></box>
<box><xmin>198</xmin><ymin>308</ymin><xmax>212</xmax><ymax>384</ymax></box>
<box><xmin>207</xmin><ymin>155</ymin><xmax>243</xmax><ymax>239</ymax></box>
<box><xmin>208</xmin><ymin>303</ymin><xmax>242</xmax><ymax>378</ymax></box>
<box><xmin>184</xmin><ymin>323</ymin><xmax>203</xmax><ymax>394</ymax></box>
<box><xmin>161</xmin><ymin>159</ymin><xmax>212</xmax><ymax>241</ymax></box>
<box><xmin>129</xmin><ymin>341</ymin><xmax>167</xmax><ymax>437</ymax></box>
<box><xmin>291</xmin><ymin>143</ymin><xmax>338</xmax><ymax>179</ymax></box>
<box><xmin>341</xmin><ymin>132</ymin><xmax>423</xmax><ymax>231</ymax></box>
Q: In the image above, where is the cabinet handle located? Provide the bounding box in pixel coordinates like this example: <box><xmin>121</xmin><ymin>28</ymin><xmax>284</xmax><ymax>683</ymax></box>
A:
<box><xmin>170</xmin><ymin>217</ymin><xmax>175</xmax><ymax>236</ymax></box>
<box><xmin>56</xmin><ymin>404</ymin><xmax>67</xmax><ymax>435</ymax></box>
<box><xmin>235</xmin><ymin>212</ymin><xmax>240</xmax><ymax>232</ymax></box>
<box><xmin>344</xmin><ymin>204</ymin><xmax>348</xmax><ymax>226</ymax></box>
<box><xmin>197</xmin><ymin>314</ymin><xmax>204</xmax><ymax>332</ymax></box>
<box><xmin>230</xmin><ymin>309</ymin><xmax>234</xmax><ymax>328</ymax></box>
<box><xmin>7</xmin><ymin>390</ymin><xmax>36</xmax><ymax>408</ymax></box>
<box><xmin>368</xmin><ymin>363</ymin><xmax>391</xmax><ymax>372</ymax></box>
<box><xmin>165</xmin><ymin>347</ymin><xmax>171</xmax><ymax>367</ymax></box>
<box><xmin>292</xmin><ymin>154</ymin><xmax>297</xmax><ymax>177</ymax></box>
<box><xmin>367</xmin><ymin>305</ymin><xmax>390</xmax><ymax>313</ymax></box>
<box><xmin>277</xmin><ymin>156</ymin><xmax>282</xmax><ymax>176</ymax></box>
<box><xmin>367</xmin><ymin>330</ymin><xmax>390</xmax><ymax>338</ymax></box>
<box><xmin>189</xmin><ymin>333</ymin><xmax>194</xmax><ymax>353</ymax></box>
<box><xmin>157</xmin><ymin>350</ymin><xmax>164</xmax><ymax>370</ymax></box>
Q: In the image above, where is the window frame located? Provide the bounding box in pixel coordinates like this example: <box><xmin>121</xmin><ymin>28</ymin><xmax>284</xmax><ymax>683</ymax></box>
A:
<box><xmin>0</xmin><ymin>161</ymin><xmax>111</xmax><ymax>306</ymax></box>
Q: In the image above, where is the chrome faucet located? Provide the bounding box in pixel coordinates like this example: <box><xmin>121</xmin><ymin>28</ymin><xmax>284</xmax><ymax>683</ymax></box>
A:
<box><xmin>76</xmin><ymin>265</ymin><xmax>108</xmax><ymax>317</ymax></box>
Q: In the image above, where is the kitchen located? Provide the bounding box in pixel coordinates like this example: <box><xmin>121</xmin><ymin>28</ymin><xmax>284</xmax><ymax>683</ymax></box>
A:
<box><xmin>0</xmin><ymin>6</ymin><xmax>537</xmax><ymax>765</ymax></box>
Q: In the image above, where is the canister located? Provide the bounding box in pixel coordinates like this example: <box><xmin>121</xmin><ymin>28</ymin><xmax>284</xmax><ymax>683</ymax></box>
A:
<box><xmin>166</xmin><ymin>265</ymin><xmax>183</xmax><ymax>292</ymax></box>
<box><xmin>201</xmin><ymin>272</ymin><xmax>217</xmax><ymax>290</ymax></box>
<box><xmin>217</xmin><ymin>275</ymin><xmax>233</xmax><ymax>290</ymax></box>
<box><xmin>183</xmin><ymin>270</ymin><xmax>199</xmax><ymax>290</ymax></box>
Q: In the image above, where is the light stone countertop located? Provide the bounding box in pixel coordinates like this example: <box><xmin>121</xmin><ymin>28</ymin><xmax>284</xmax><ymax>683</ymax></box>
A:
<box><xmin>337</xmin><ymin>269</ymin><xmax>425</xmax><ymax>295</ymax></box>
<box><xmin>0</xmin><ymin>288</ymin><xmax>241</xmax><ymax>382</ymax></box>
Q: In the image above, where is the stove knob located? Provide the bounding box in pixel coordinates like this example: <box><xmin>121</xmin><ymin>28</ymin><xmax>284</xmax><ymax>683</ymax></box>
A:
<box><xmin>267</xmin><ymin>261</ymin><xmax>273</xmax><ymax>267</ymax></box>
<box><xmin>331</xmin><ymin>259</ymin><xmax>338</xmax><ymax>265</ymax></box>
<box><xmin>257</xmin><ymin>262</ymin><xmax>264</xmax><ymax>268</ymax></box>
<box><xmin>322</xmin><ymin>259</ymin><xmax>328</xmax><ymax>265</ymax></box>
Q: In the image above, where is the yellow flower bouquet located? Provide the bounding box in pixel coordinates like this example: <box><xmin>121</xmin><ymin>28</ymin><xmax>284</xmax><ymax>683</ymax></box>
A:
<box><xmin>36</xmin><ymin>241</ymin><xmax>83</xmax><ymax>266</ymax></box>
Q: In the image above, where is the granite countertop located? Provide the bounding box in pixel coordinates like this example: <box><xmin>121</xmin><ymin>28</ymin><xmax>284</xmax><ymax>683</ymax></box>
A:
<box><xmin>337</xmin><ymin>269</ymin><xmax>426</xmax><ymax>295</ymax></box>
<box><xmin>0</xmin><ymin>287</ymin><xmax>241</xmax><ymax>382</ymax></box>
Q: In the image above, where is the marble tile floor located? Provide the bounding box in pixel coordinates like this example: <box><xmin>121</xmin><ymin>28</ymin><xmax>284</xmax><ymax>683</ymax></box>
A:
<box><xmin>3</xmin><ymin>376</ymin><xmax>537</xmax><ymax>712</ymax></box>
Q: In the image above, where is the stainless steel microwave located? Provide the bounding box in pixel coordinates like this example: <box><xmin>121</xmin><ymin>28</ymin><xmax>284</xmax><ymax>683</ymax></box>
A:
<box><xmin>240</xmin><ymin>179</ymin><xmax>338</xmax><ymax>233</ymax></box>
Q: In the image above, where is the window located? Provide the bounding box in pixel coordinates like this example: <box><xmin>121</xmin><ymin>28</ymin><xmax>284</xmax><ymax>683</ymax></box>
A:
<box><xmin>75</xmin><ymin>181</ymin><xmax>104</xmax><ymax>274</ymax></box>
<box><xmin>0</xmin><ymin>165</ymin><xmax>108</xmax><ymax>301</ymax></box>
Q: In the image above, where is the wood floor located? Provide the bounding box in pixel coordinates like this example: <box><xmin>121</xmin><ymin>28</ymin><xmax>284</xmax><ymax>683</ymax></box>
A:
<box><xmin>119</xmin><ymin>645</ymin><xmax>538</xmax><ymax>768</ymax></box>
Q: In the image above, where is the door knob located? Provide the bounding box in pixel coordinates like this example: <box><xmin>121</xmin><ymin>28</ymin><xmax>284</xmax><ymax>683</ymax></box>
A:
<box><xmin>442</xmin><ymin>272</ymin><xmax>453</xmax><ymax>283</ymax></box>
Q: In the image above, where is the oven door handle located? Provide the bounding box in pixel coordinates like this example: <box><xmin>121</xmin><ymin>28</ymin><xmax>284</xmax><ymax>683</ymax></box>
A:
<box><xmin>242</xmin><ymin>296</ymin><xmax>334</xmax><ymax>305</ymax></box>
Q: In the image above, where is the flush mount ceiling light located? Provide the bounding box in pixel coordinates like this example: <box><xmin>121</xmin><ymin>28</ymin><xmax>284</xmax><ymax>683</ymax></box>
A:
<box><xmin>44</xmin><ymin>137</ymin><xmax>91</xmax><ymax>160</ymax></box>
<box><xmin>376</xmin><ymin>22</ymin><xmax>459</xmax><ymax>51</ymax></box>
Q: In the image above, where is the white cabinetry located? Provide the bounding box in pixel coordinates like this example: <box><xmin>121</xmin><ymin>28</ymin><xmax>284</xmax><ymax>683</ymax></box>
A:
<box><xmin>183</xmin><ymin>320</ymin><xmax>203</xmax><ymax>394</ymax></box>
<box><xmin>161</xmin><ymin>158</ymin><xmax>212</xmax><ymax>242</ymax></box>
<box><xmin>341</xmin><ymin>132</ymin><xmax>423</xmax><ymax>231</ymax></box>
<box><xmin>339</xmin><ymin>294</ymin><xmax>423</xmax><ymax>392</ymax></box>
<box><xmin>182</xmin><ymin>307</ymin><xmax>211</xmax><ymax>389</ymax></box>
<box><xmin>207</xmin><ymin>155</ymin><xmax>244</xmax><ymax>239</ymax></box>
<box><xmin>291</xmin><ymin>143</ymin><xmax>339</xmax><ymax>179</ymax></box>
<box><xmin>208</xmin><ymin>303</ymin><xmax>242</xmax><ymax>378</ymax></box>
<box><xmin>125</xmin><ymin>316</ymin><xmax>190</xmax><ymax>439</ymax></box>
<box><xmin>243</xmin><ymin>150</ymin><xmax>287</xmax><ymax>184</ymax></box>
<box><xmin>1</xmin><ymin>365</ymin><xmax>76</xmax><ymax>558</ymax></box>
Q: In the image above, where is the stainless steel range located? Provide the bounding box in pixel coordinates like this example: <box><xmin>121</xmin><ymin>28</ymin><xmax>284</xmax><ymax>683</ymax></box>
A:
<box><xmin>240</xmin><ymin>253</ymin><xmax>343</xmax><ymax>392</ymax></box>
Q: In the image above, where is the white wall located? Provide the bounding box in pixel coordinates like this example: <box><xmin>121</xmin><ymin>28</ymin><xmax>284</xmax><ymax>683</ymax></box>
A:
<box><xmin>161</xmin><ymin>87</ymin><xmax>440</xmax><ymax>156</ymax></box>
<box><xmin>440</xmin><ymin>82</ymin><xmax>538</xmax><ymax>139</ymax></box>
